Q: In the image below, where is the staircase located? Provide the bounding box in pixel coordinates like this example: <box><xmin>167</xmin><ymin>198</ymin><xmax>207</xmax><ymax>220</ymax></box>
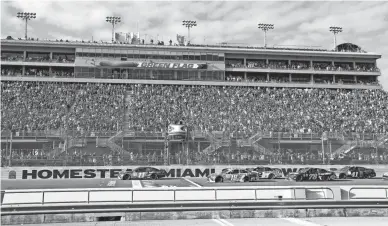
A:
<box><xmin>123</xmin><ymin>91</ymin><xmax>132</xmax><ymax>134</ymax></box>
<box><xmin>106</xmin><ymin>131</ymin><xmax>131</xmax><ymax>155</ymax></box>
<box><xmin>203</xmin><ymin>131</ymin><xmax>230</xmax><ymax>154</ymax></box>
<box><xmin>376</xmin><ymin>134</ymin><xmax>388</xmax><ymax>147</ymax></box>
<box><xmin>248</xmin><ymin>132</ymin><xmax>269</xmax><ymax>155</ymax></box>
<box><xmin>333</xmin><ymin>140</ymin><xmax>359</xmax><ymax>156</ymax></box>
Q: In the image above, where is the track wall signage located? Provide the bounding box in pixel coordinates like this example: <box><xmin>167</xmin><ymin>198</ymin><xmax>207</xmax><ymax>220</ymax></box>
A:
<box><xmin>2</xmin><ymin>165</ymin><xmax>387</xmax><ymax>180</ymax></box>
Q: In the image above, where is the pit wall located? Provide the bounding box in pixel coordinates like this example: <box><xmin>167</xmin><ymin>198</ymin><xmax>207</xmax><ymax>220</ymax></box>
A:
<box><xmin>2</xmin><ymin>165</ymin><xmax>388</xmax><ymax>180</ymax></box>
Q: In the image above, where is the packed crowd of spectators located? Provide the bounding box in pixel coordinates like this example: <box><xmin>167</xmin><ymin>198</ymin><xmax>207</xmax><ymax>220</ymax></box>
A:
<box><xmin>2</xmin><ymin>82</ymin><xmax>387</xmax><ymax>136</ymax></box>
<box><xmin>1</xmin><ymin>67</ymin><xmax>22</xmax><ymax>76</ymax></box>
<box><xmin>1</xmin><ymin>52</ymin><xmax>75</xmax><ymax>63</ymax></box>
<box><xmin>51</xmin><ymin>68</ymin><xmax>74</xmax><ymax>77</ymax></box>
<box><xmin>226</xmin><ymin>60</ymin><xmax>379</xmax><ymax>72</ymax></box>
<box><xmin>24</xmin><ymin>68</ymin><xmax>50</xmax><ymax>77</ymax></box>
<box><xmin>127</xmin><ymin>84</ymin><xmax>388</xmax><ymax>135</ymax></box>
<box><xmin>1</xmin><ymin>81</ymin><xmax>126</xmax><ymax>131</ymax></box>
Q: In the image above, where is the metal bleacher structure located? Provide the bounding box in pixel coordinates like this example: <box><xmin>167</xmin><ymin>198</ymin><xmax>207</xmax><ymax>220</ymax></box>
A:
<box><xmin>1</xmin><ymin>38</ymin><xmax>387</xmax><ymax>166</ymax></box>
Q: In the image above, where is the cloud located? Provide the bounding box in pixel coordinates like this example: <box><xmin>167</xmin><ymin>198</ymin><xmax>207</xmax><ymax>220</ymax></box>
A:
<box><xmin>1</xmin><ymin>0</ymin><xmax>387</xmax><ymax>90</ymax></box>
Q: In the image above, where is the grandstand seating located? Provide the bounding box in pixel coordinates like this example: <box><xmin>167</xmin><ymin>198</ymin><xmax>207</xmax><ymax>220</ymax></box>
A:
<box><xmin>1</xmin><ymin>81</ymin><xmax>387</xmax><ymax>166</ymax></box>
<box><xmin>2</xmin><ymin>81</ymin><xmax>387</xmax><ymax>135</ymax></box>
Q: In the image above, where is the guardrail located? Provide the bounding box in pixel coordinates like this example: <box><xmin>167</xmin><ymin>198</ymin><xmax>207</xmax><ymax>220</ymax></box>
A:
<box><xmin>1</xmin><ymin>186</ymin><xmax>336</xmax><ymax>206</ymax></box>
<box><xmin>2</xmin><ymin>186</ymin><xmax>388</xmax><ymax>216</ymax></box>
<box><xmin>349</xmin><ymin>187</ymin><xmax>388</xmax><ymax>200</ymax></box>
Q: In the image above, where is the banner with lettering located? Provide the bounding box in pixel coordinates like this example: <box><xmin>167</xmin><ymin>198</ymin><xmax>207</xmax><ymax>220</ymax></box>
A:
<box><xmin>2</xmin><ymin>165</ymin><xmax>388</xmax><ymax>180</ymax></box>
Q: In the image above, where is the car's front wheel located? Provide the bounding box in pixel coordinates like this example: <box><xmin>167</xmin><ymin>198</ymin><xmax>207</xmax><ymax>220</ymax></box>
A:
<box><xmin>215</xmin><ymin>177</ymin><xmax>224</xmax><ymax>183</ymax></box>
<box><xmin>123</xmin><ymin>174</ymin><xmax>131</xmax><ymax>180</ymax></box>
<box><xmin>150</xmin><ymin>174</ymin><xmax>158</xmax><ymax>180</ymax></box>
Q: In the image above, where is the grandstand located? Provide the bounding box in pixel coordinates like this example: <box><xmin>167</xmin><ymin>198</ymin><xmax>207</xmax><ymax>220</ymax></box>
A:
<box><xmin>1</xmin><ymin>38</ymin><xmax>387</xmax><ymax>167</ymax></box>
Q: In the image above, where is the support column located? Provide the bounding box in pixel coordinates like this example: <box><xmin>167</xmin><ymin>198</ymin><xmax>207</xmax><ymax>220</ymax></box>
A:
<box><xmin>267</xmin><ymin>73</ymin><xmax>270</xmax><ymax>81</ymax></box>
<box><xmin>310</xmin><ymin>60</ymin><xmax>313</xmax><ymax>69</ymax></box>
<box><xmin>353</xmin><ymin>61</ymin><xmax>356</xmax><ymax>69</ymax></box>
<box><xmin>289</xmin><ymin>73</ymin><xmax>292</xmax><ymax>82</ymax></box>
<box><xmin>244</xmin><ymin>58</ymin><xmax>247</xmax><ymax>67</ymax></box>
<box><xmin>174</xmin><ymin>71</ymin><xmax>178</xmax><ymax>80</ymax></box>
<box><xmin>244</xmin><ymin>72</ymin><xmax>247</xmax><ymax>81</ymax></box>
<box><xmin>333</xmin><ymin>75</ymin><xmax>336</xmax><ymax>83</ymax></box>
<box><xmin>311</xmin><ymin>74</ymin><xmax>314</xmax><ymax>84</ymax></box>
<box><xmin>50</xmin><ymin>52</ymin><xmax>53</xmax><ymax>61</ymax></box>
<box><xmin>354</xmin><ymin>76</ymin><xmax>357</xmax><ymax>83</ymax></box>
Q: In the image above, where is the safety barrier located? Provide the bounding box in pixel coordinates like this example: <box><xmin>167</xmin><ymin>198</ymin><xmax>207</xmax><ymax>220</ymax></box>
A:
<box><xmin>1</xmin><ymin>186</ymin><xmax>337</xmax><ymax>206</ymax></box>
<box><xmin>348</xmin><ymin>187</ymin><xmax>388</xmax><ymax>200</ymax></box>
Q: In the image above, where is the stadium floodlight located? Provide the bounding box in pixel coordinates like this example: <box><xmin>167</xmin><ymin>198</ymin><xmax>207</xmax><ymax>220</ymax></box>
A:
<box><xmin>258</xmin><ymin>23</ymin><xmax>274</xmax><ymax>48</ymax></box>
<box><xmin>329</xmin><ymin>26</ymin><xmax>343</xmax><ymax>50</ymax></box>
<box><xmin>106</xmin><ymin>16</ymin><xmax>121</xmax><ymax>42</ymax></box>
<box><xmin>16</xmin><ymin>12</ymin><xmax>37</xmax><ymax>40</ymax></box>
<box><xmin>182</xmin><ymin>20</ymin><xmax>197</xmax><ymax>44</ymax></box>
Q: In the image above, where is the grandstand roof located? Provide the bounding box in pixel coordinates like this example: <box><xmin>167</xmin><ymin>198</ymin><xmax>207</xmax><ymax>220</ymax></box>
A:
<box><xmin>1</xmin><ymin>39</ymin><xmax>381</xmax><ymax>59</ymax></box>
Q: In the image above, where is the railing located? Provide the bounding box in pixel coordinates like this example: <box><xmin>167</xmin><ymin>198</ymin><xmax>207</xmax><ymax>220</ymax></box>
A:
<box><xmin>2</xmin><ymin>129</ymin><xmax>387</xmax><ymax>141</ymax></box>
<box><xmin>1</xmin><ymin>186</ymin><xmax>337</xmax><ymax>207</ymax></box>
<box><xmin>334</xmin><ymin>140</ymin><xmax>359</xmax><ymax>156</ymax></box>
<box><xmin>248</xmin><ymin>132</ymin><xmax>270</xmax><ymax>155</ymax></box>
<box><xmin>348</xmin><ymin>187</ymin><xmax>388</xmax><ymax>200</ymax></box>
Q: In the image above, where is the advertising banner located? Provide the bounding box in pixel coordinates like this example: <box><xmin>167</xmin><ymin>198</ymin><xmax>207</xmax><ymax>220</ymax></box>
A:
<box><xmin>2</xmin><ymin>165</ymin><xmax>388</xmax><ymax>180</ymax></box>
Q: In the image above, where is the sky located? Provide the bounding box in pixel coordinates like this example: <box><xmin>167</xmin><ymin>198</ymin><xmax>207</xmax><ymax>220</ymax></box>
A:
<box><xmin>1</xmin><ymin>0</ymin><xmax>388</xmax><ymax>90</ymax></box>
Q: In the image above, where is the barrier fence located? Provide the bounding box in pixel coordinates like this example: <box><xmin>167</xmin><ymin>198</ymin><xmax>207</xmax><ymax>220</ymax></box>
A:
<box><xmin>2</xmin><ymin>186</ymin><xmax>388</xmax><ymax>207</ymax></box>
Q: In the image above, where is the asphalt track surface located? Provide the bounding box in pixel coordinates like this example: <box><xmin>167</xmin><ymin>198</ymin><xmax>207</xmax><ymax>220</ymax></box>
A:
<box><xmin>14</xmin><ymin>217</ymin><xmax>388</xmax><ymax>226</ymax></box>
<box><xmin>2</xmin><ymin>177</ymin><xmax>388</xmax><ymax>190</ymax></box>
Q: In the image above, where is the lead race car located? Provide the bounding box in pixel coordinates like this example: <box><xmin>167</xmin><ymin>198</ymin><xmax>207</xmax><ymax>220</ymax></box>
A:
<box><xmin>118</xmin><ymin>167</ymin><xmax>168</xmax><ymax>180</ymax></box>
<box><xmin>207</xmin><ymin>168</ymin><xmax>260</xmax><ymax>183</ymax></box>
<box><xmin>335</xmin><ymin>166</ymin><xmax>376</xmax><ymax>179</ymax></box>
<box><xmin>287</xmin><ymin>167</ymin><xmax>336</xmax><ymax>181</ymax></box>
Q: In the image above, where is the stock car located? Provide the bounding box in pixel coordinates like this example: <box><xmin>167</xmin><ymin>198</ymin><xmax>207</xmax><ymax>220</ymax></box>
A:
<box><xmin>336</xmin><ymin>166</ymin><xmax>376</xmax><ymax>179</ymax></box>
<box><xmin>208</xmin><ymin>168</ymin><xmax>259</xmax><ymax>183</ymax></box>
<box><xmin>250</xmin><ymin>166</ymin><xmax>283</xmax><ymax>179</ymax></box>
<box><xmin>118</xmin><ymin>167</ymin><xmax>168</xmax><ymax>180</ymax></box>
<box><xmin>383</xmin><ymin>172</ymin><xmax>388</xmax><ymax>181</ymax></box>
<box><xmin>286</xmin><ymin>167</ymin><xmax>336</xmax><ymax>181</ymax></box>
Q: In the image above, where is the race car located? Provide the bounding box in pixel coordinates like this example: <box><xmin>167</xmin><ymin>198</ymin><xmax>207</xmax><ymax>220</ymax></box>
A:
<box><xmin>208</xmin><ymin>168</ymin><xmax>259</xmax><ymax>183</ymax></box>
<box><xmin>118</xmin><ymin>167</ymin><xmax>167</xmax><ymax>180</ymax></box>
<box><xmin>286</xmin><ymin>167</ymin><xmax>336</xmax><ymax>182</ymax></box>
<box><xmin>250</xmin><ymin>166</ymin><xmax>283</xmax><ymax>179</ymax></box>
<box><xmin>383</xmin><ymin>172</ymin><xmax>388</xmax><ymax>181</ymax></box>
<box><xmin>336</xmin><ymin>166</ymin><xmax>376</xmax><ymax>179</ymax></box>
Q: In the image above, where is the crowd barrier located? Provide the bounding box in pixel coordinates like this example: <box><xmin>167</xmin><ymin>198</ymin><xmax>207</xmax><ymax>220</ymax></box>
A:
<box><xmin>2</xmin><ymin>186</ymin><xmax>388</xmax><ymax>207</ymax></box>
<box><xmin>2</xmin><ymin>165</ymin><xmax>388</xmax><ymax>180</ymax></box>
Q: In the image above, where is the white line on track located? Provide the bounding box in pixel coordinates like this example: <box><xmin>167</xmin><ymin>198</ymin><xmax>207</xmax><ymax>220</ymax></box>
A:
<box><xmin>182</xmin><ymin>177</ymin><xmax>202</xmax><ymax>187</ymax></box>
<box><xmin>281</xmin><ymin>218</ymin><xmax>322</xmax><ymax>226</ymax></box>
<box><xmin>213</xmin><ymin>219</ymin><xmax>226</xmax><ymax>226</ymax></box>
<box><xmin>213</xmin><ymin>219</ymin><xmax>235</xmax><ymax>226</ymax></box>
<box><xmin>218</xmin><ymin>218</ymin><xmax>234</xmax><ymax>226</ymax></box>
<box><xmin>131</xmin><ymin>180</ymin><xmax>143</xmax><ymax>188</ymax></box>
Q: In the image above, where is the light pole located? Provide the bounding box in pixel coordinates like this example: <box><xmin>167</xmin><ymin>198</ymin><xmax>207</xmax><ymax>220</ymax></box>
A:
<box><xmin>329</xmin><ymin>26</ymin><xmax>342</xmax><ymax>50</ymax></box>
<box><xmin>17</xmin><ymin>12</ymin><xmax>36</xmax><ymax>40</ymax></box>
<box><xmin>106</xmin><ymin>16</ymin><xmax>121</xmax><ymax>42</ymax></box>
<box><xmin>182</xmin><ymin>20</ymin><xmax>197</xmax><ymax>44</ymax></box>
<box><xmin>258</xmin><ymin>23</ymin><xmax>274</xmax><ymax>48</ymax></box>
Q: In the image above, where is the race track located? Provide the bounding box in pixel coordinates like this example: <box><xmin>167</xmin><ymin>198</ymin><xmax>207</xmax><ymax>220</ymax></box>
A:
<box><xmin>2</xmin><ymin>177</ymin><xmax>388</xmax><ymax>190</ymax></box>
